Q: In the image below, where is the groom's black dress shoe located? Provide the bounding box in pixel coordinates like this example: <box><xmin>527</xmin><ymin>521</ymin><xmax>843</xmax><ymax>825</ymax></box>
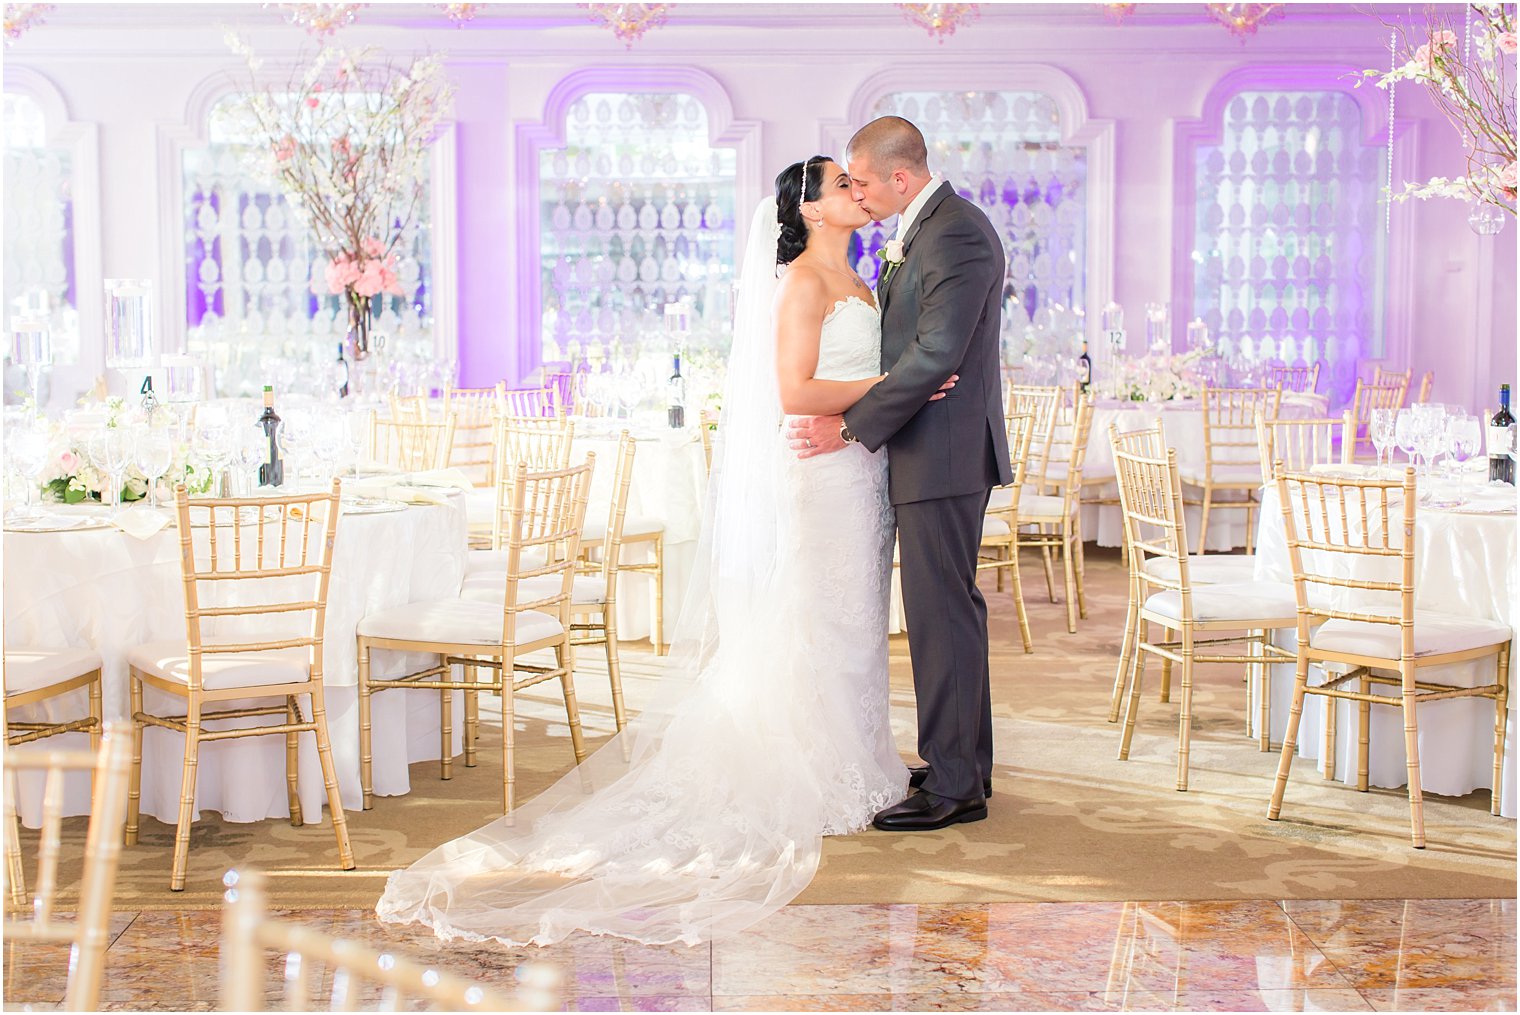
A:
<box><xmin>908</xmin><ymin>764</ymin><xmax>992</xmax><ymax>798</ymax></box>
<box><xmin>873</xmin><ymin>791</ymin><xmax>987</xmax><ymax>831</ymax></box>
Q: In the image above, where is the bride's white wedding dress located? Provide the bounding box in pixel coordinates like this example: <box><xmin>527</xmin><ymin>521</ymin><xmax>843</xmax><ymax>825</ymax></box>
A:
<box><xmin>375</xmin><ymin>291</ymin><xmax>907</xmax><ymax>948</ymax></box>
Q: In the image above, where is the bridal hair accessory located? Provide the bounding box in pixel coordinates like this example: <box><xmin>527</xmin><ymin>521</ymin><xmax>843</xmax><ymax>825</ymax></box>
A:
<box><xmin>798</xmin><ymin>157</ymin><xmax>813</xmax><ymax>214</ymax></box>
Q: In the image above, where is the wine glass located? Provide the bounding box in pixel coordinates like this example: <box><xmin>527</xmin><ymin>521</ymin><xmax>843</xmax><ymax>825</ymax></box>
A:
<box><xmin>7</xmin><ymin>422</ymin><xmax>50</xmax><ymax>522</ymax></box>
<box><xmin>342</xmin><ymin>408</ymin><xmax>370</xmax><ymax>481</ymax></box>
<box><xmin>134</xmin><ymin>427</ymin><xmax>174</xmax><ymax>510</ymax></box>
<box><xmin>195</xmin><ymin>408</ymin><xmax>231</xmax><ymax>498</ymax></box>
<box><xmin>1369</xmin><ymin>408</ymin><xmax>1396</xmax><ymax>469</ymax></box>
<box><xmin>310</xmin><ymin>410</ymin><xmax>344</xmax><ymax>485</ymax></box>
<box><xmin>1393</xmin><ymin>409</ymin><xmax>1421</xmax><ymax>471</ymax></box>
<box><xmin>278</xmin><ymin>413</ymin><xmax>313</xmax><ymax>487</ymax></box>
<box><xmin>1447</xmin><ymin>414</ymin><xmax>1481</xmax><ymax>505</ymax></box>
<box><xmin>236</xmin><ymin>423</ymin><xmax>266</xmax><ymax>495</ymax></box>
<box><xmin>87</xmin><ymin>428</ymin><xmax>133</xmax><ymax>516</ymax></box>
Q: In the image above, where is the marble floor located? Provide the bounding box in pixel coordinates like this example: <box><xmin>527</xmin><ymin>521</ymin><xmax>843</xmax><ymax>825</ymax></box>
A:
<box><xmin>3</xmin><ymin>897</ymin><xmax>1515</xmax><ymax>1012</ymax></box>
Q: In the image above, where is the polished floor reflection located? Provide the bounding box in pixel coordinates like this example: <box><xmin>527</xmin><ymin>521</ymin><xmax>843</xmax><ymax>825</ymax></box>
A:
<box><xmin>3</xmin><ymin>898</ymin><xmax>1514</xmax><ymax>1011</ymax></box>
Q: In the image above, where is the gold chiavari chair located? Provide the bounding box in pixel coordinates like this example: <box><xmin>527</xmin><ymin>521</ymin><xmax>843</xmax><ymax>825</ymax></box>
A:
<box><xmin>1103</xmin><ymin>423</ymin><xmax>1260</xmax><ymax>726</ymax></box>
<box><xmin>1414</xmin><ymin>370</ymin><xmax>1434</xmax><ymax>404</ymax></box>
<box><xmin>388</xmin><ymin>393</ymin><xmax>433</xmax><ymax>424</ymax></box>
<box><xmin>3</xmin><ymin>723</ymin><xmax>132</xmax><ymax>1012</ymax></box>
<box><xmin>465</xmin><ymin>416</ymin><xmax>577</xmax><ymax>554</ymax></box>
<box><xmin>979</xmin><ymin>413</ymin><xmax>1037</xmax><ymax>653</ymax></box>
<box><xmin>1016</xmin><ymin>395</ymin><xmax>1094</xmax><ymax>634</ymax></box>
<box><xmin>1262</xmin><ymin>362</ymin><xmax>1321</xmax><ymax>395</ymax></box>
<box><xmin>358</xmin><ymin>459</ymin><xmax>594</xmax><ymax>813</ymax></box>
<box><xmin>444</xmin><ymin>382</ymin><xmax>507</xmax><ymax>486</ymax></box>
<box><xmin>501</xmin><ymin>387</ymin><xmax>558</xmax><ymax>419</ymax></box>
<box><xmin>1373</xmin><ymin>364</ymin><xmax>1413</xmax><ymax>393</ymax></box>
<box><xmin>1254</xmin><ymin>411</ymin><xmax>1354</xmax><ymax>481</ymax></box>
<box><xmin>3</xmin><ymin>649</ymin><xmax>102</xmax><ymax>749</ymax></box>
<box><xmin>1180</xmin><ymin>385</ymin><xmax>1283</xmax><ymax>554</ymax></box>
<box><xmin>1267</xmin><ymin>467</ymin><xmax>1511</xmax><ymax>847</ymax></box>
<box><xmin>371</xmin><ymin>415</ymin><xmax>456</xmax><ymax>472</ymax></box>
<box><xmin>465</xmin><ymin>434</ymin><xmax>638</xmax><ymax>733</ymax></box>
<box><xmin>221</xmin><ymin>869</ymin><xmax>546</xmax><ymax>1012</ymax></box>
<box><xmin>125</xmin><ymin>483</ymin><xmax>354</xmax><ymax>890</ymax></box>
<box><xmin>1350</xmin><ymin>380</ymin><xmax>1408</xmax><ymax>459</ymax></box>
<box><xmin>1111</xmin><ymin>435</ymin><xmax>1296</xmax><ymax>790</ymax></box>
<box><xmin>1004</xmin><ymin>383</ymin><xmax>1063</xmax><ymax>491</ymax></box>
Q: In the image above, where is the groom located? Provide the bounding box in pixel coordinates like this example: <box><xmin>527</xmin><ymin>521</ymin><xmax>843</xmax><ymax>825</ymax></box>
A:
<box><xmin>786</xmin><ymin>116</ymin><xmax>1011</xmax><ymax>831</ymax></box>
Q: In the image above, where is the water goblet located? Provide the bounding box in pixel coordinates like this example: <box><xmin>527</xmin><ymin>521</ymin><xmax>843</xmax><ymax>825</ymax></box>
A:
<box><xmin>342</xmin><ymin>408</ymin><xmax>371</xmax><ymax>481</ymax></box>
<box><xmin>1393</xmin><ymin>409</ymin><xmax>1421</xmax><ymax>471</ymax></box>
<box><xmin>7</xmin><ymin>422</ymin><xmax>50</xmax><ymax>522</ymax></box>
<box><xmin>236</xmin><ymin>422</ymin><xmax>266</xmax><ymax>495</ymax></box>
<box><xmin>134</xmin><ymin>427</ymin><xmax>174</xmax><ymax>510</ymax></box>
<box><xmin>88</xmin><ymin>428</ymin><xmax>133</xmax><ymax>516</ymax></box>
<box><xmin>310</xmin><ymin>411</ymin><xmax>344</xmax><ymax>485</ymax></box>
<box><xmin>195</xmin><ymin>411</ymin><xmax>232</xmax><ymax>498</ymax></box>
<box><xmin>1369</xmin><ymin>407</ymin><xmax>1396</xmax><ymax>469</ymax></box>
<box><xmin>1447</xmin><ymin>414</ymin><xmax>1481</xmax><ymax>505</ymax></box>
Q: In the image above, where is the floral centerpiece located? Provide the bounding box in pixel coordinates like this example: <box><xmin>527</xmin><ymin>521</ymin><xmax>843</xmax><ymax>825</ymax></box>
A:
<box><xmin>225</xmin><ymin>35</ymin><xmax>454</xmax><ymax>361</ymax></box>
<box><xmin>39</xmin><ymin>399</ymin><xmax>209</xmax><ymax>504</ymax></box>
<box><xmin>1363</xmin><ymin>3</ymin><xmax>1516</xmax><ymax>214</ymax></box>
<box><xmin>1098</xmin><ymin>348</ymin><xmax>1210</xmax><ymax>403</ymax></box>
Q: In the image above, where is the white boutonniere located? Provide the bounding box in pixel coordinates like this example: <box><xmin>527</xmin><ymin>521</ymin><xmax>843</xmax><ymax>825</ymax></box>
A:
<box><xmin>877</xmin><ymin>238</ymin><xmax>906</xmax><ymax>287</ymax></box>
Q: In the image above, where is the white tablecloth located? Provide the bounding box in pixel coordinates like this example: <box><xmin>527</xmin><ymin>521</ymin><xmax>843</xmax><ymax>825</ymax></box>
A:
<box><xmin>1080</xmin><ymin>393</ymin><xmax>1328</xmax><ymax>550</ymax></box>
<box><xmin>5</xmin><ymin>491</ymin><xmax>469</xmax><ymax>826</ymax></box>
<box><xmin>1252</xmin><ymin>468</ymin><xmax>1517</xmax><ymax>816</ymax></box>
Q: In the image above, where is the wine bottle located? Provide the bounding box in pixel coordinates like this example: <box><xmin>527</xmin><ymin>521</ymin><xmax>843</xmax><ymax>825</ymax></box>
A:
<box><xmin>1077</xmin><ymin>339</ymin><xmax>1092</xmax><ymax>394</ymax></box>
<box><xmin>667</xmin><ymin>351</ymin><xmax>686</xmax><ymax>429</ymax></box>
<box><xmin>335</xmin><ymin>342</ymin><xmax>349</xmax><ymax>399</ymax></box>
<box><xmin>1489</xmin><ymin>384</ymin><xmax>1515</xmax><ymax>485</ymax></box>
<box><xmin>257</xmin><ymin>385</ymin><xmax>284</xmax><ymax>487</ymax></box>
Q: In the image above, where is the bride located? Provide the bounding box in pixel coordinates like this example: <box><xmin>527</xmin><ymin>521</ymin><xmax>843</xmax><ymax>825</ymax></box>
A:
<box><xmin>377</xmin><ymin>157</ymin><xmax>953</xmax><ymax>947</ymax></box>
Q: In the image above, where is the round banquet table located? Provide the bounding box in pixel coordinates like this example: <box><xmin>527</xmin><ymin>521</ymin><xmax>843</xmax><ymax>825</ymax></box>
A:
<box><xmin>1251</xmin><ymin>466</ymin><xmax>1518</xmax><ymax>817</ymax></box>
<box><xmin>4</xmin><ymin>490</ymin><xmax>469</xmax><ymax>827</ymax></box>
<box><xmin>1079</xmin><ymin>392</ymin><xmax>1328</xmax><ymax>551</ymax></box>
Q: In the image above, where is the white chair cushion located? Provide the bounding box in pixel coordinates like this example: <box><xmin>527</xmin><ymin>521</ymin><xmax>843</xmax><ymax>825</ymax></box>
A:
<box><xmin>460</xmin><ymin>573</ymin><xmax>607</xmax><ymax>606</ymax></box>
<box><xmin>465</xmin><ymin>547</ymin><xmax>548</xmax><ymax>575</ymax></box>
<box><xmin>1045</xmin><ymin>461</ymin><xmax>1116</xmax><ymax>484</ymax></box>
<box><xmin>1143</xmin><ymin>554</ymin><xmax>1258</xmax><ymax>586</ymax></box>
<box><xmin>357</xmin><ymin>599</ymin><xmax>563</xmax><ymax>648</ymax></box>
<box><xmin>463</xmin><ymin>488</ymin><xmax>496</xmax><ymax>527</ymax></box>
<box><xmin>1017</xmin><ymin>493</ymin><xmax>1069</xmax><ymax>521</ymax></box>
<box><xmin>125</xmin><ymin>640</ymin><xmax>309</xmax><ymax>691</ymax></box>
<box><xmin>583</xmin><ymin>515</ymin><xmax>665</xmax><ymax>544</ymax></box>
<box><xmin>986</xmin><ymin>486</ymin><xmax>1015</xmax><ymax>511</ymax></box>
<box><xmin>982</xmin><ymin>516</ymin><xmax>1012</xmax><ymax>539</ymax></box>
<box><xmin>1142</xmin><ymin>582</ymin><xmax>1297</xmax><ymax>625</ymax></box>
<box><xmin>1179</xmin><ymin>463</ymin><xmax>1264</xmax><ymax>486</ymax></box>
<box><xmin>4</xmin><ymin>648</ymin><xmax>102</xmax><ymax>695</ymax></box>
<box><xmin>1310</xmin><ymin>613</ymin><xmax>1512</xmax><ymax>660</ymax></box>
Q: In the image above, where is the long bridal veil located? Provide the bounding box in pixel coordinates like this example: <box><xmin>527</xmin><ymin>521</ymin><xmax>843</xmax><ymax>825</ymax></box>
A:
<box><xmin>376</xmin><ymin>197</ymin><xmax>844</xmax><ymax>947</ymax></box>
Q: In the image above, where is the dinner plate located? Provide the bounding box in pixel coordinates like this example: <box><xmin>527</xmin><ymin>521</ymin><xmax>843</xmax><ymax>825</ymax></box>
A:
<box><xmin>4</xmin><ymin>515</ymin><xmax>112</xmax><ymax>533</ymax></box>
<box><xmin>341</xmin><ymin>498</ymin><xmax>407</xmax><ymax>515</ymax></box>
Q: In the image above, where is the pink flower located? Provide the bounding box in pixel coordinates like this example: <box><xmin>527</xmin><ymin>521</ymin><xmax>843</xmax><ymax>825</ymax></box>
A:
<box><xmin>352</xmin><ymin>260</ymin><xmax>386</xmax><ymax>298</ymax></box>
<box><xmin>1431</xmin><ymin>29</ymin><xmax>1457</xmax><ymax>49</ymax></box>
<box><xmin>58</xmin><ymin>450</ymin><xmax>78</xmax><ymax>472</ymax></box>
<box><xmin>273</xmin><ymin>134</ymin><xmax>296</xmax><ymax>162</ymax></box>
<box><xmin>1502</xmin><ymin>161</ymin><xmax>1518</xmax><ymax>197</ymax></box>
<box><xmin>1413</xmin><ymin>44</ymin><xmax>1435</xmax><ymax>70</ymax></box>
<box><xmin>1500</xmin><ymin>32</ymin><xmax>1518</xmax><ymax>54</ymax></box>
<box><xmin>306</xmin><ymin>96</ymin><xmax>320</xmax><ymax>108</ymax></box>
<box><xmin>361</xmin><ymin>236</ymin><xmax>386</xmax><ymax>258</ymax></box>
<box><xmin>316</xmin><ymin>256</ymin><xmax>362</xmax><ymax>295</ymax></box>
<box><xmin>379</xmin><ymin>264</ymin><xmax>404</xmax><ymax>296</ymax></box>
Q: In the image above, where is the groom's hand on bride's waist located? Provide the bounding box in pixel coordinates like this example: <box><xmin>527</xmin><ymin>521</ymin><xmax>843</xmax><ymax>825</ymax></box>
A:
<box><xmin>786</xmin><ymin>415</ymin><xmax>847</xmax><ymax>459</ymax></box>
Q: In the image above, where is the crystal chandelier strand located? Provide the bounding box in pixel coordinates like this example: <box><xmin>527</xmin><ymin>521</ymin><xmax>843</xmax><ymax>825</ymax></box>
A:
<box><xmin>584</xmin><ymin>3</ymin><xmax>672</xmax><ymax>48</ymax></box>
<box><xmin>896</xmin><ymin>4</ymin><xmax>981</xmax><ymax>43</ymax></box>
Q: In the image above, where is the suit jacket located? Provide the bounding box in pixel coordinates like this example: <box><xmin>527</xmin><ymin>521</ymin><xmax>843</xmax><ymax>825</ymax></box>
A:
<box><xmin>843</xmin><ymin>182</ymin><xmax>1013</xmax><ymax>506</ymax></box>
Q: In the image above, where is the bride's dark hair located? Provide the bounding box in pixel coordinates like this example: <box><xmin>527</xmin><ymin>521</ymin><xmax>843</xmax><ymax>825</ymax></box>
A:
<box><xmin>774</xmin><ymin>155</ymin><xmax>833</xmax><ymax>267</ymax></box>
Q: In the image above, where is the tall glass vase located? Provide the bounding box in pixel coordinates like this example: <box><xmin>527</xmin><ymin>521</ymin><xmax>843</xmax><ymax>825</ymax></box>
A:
<box><xmin>344</xmin><ymin>289</ymin><xmax>374</xmax><ymax>399</ymax></box>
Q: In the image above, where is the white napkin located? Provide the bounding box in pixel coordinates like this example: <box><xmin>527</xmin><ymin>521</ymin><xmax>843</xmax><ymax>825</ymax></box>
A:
<box><xmin>401</xmin><ymin>467</ymin><xmax>474</xmax><ymax>490</ymax></box>
<box><xmin>347</xmin><ymin>480</ymin><xmax>448</xmax><ymax>506</ymax></box>
<box><xmin>112</xmin><ymin>508</ymin><xmax>173</xmax><ymax>540</ymax></box>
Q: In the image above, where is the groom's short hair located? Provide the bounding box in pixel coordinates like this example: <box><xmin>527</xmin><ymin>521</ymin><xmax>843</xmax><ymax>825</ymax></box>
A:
<box><xmin>846</xmin><ymin>117</ymin><xmax>930</xmax><ymax>178</ymax></box>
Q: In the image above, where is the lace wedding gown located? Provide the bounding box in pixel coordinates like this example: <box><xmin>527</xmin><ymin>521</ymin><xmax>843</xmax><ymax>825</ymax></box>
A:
<box><xmin>376</xmin><ymin>294</ymin><xmax>907</xmax><ymax>948</ymax></box>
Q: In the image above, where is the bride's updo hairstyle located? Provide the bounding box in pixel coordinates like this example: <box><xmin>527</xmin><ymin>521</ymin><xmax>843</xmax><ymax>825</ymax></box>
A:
<box><xmin>774</xmin><ymin>155</ymin><xmax>834</xmax><ymax>266</ymax></box>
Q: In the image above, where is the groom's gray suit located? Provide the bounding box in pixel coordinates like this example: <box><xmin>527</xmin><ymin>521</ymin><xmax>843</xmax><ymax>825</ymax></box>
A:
<box><xmin>843</xmin><ymin>181</ymin><xmax>1011</xmax><ymax>804</ymax></box>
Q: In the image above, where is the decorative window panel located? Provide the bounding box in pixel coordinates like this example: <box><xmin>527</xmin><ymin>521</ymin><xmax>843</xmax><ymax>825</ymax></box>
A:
<box><xmin>538</xmin><ymin>92</ymin><xmax>737</xmax><ymax>365</ymax></box>
<box><xmin>1191</xmin><ymin>90</ymin><xmax>1387</xmax><ymax>402</ymax></box>
<box><xmin>3</xmin><ymin>92</ymin><xmax>78</xmax><ymax>367</ymax></box>
<box><xmin>183</xmin><ymin>95</ymin><xmax>433</xmax><ymax>397</ymax></box>
<box><xmin>855</xmin><ymin>90</ymin><xmax>1088</xmax><ymax>359</ymax></box>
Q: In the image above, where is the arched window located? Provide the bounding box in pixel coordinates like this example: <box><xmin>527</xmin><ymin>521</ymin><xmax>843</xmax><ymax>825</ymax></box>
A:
<box><xmin>180</xmin><ymin>93</ymin><xmax>438</xmax><ymax>397</ymax></box>
<box><xmin>3</xmin><ymin>91</ymin><xmax>78</xmax><ymax>372</ymax></box>
<box><xmin>1180</xmin><ymin>75</ymin><xmax>1406</xmax><ymax>405</ymax></box>
<box><xmin>536</xmin><ymin>92</ymin><xmax>737</xmax><ymax>367</ymax></box>
<box><xmin>856</xmin><ymin>90</ymin><xmax>1090</xmax><ymax>360</ymax></box>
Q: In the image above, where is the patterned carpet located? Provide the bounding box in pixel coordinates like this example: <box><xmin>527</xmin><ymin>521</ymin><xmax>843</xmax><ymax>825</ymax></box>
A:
<box><xmin>21</xmin><ymin>548</ymin><xmax>1516</xmax><ymax>910</ymax></box>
